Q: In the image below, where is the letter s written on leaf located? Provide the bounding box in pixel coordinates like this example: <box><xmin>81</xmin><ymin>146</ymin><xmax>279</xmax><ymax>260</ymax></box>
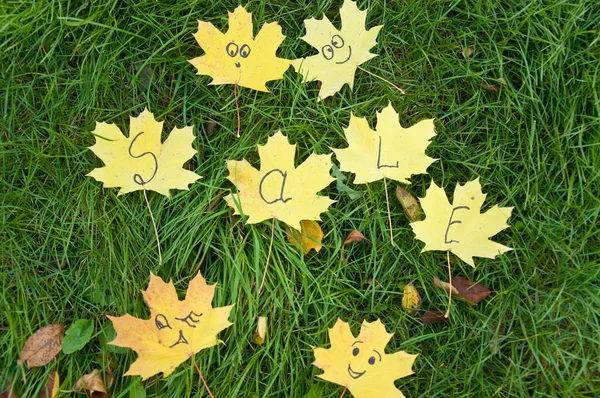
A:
<box><xmin>332</xmin><ymin>103</ymin><xmax>436</xmax><ymax>184</ymax></box>
<box><xmin>107</xmin><ymin>272</ymin><xmax>234</xmax><ymax>380</ymax></box>
<box><xmin>87</xmin><ymin>109</ymin><xmax>201</xmax><ymax>197</ymax></box>
<box><xmin>313</xmin><ymin>318</ymin><xmax>417</xmax><ymax>398</ymax></box>
<box><xmin>410</xmin><ymin>178</ymin><xmax>513</xmax><ymax>267</ymax></box>
<box><xmin>225</xmin><ymin>131</ymin><xmax>335</xmax><ymax>231</ymax></box>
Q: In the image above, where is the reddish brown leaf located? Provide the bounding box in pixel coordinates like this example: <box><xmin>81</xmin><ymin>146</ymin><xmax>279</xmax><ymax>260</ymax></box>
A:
<box><xmin>480</xmin><ymin>83</ymin><xmax>501</xmax><ymax>92</ymax></box>
<box><xmin>18</xmin><ymin>324</ymin><xmax>64</xmax><ymax>368</ymax></box>
<box><xmin>0</xmin><ymin>380</ymin><xmax>18</xmax><ymax>398</ymax></box>
<box><xmin>343</xmin><ymin>230</ymin><xmax>366</xmax><ymax>246</ymax></box>
<box><xmin>433</xmin><ymin>276</ymin><xmax>491</xmax><ymax>304</ymax></box>
<box><xmin>421</xmin><ymin>311</ymin><xmax>448</xmax><ymax>324</ymax></box>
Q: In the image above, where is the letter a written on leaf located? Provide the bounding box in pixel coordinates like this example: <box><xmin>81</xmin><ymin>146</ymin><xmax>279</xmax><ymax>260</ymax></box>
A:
<box><xmin>332</xmin><ymin>103</ymin><xmax>436</xmax><ymax>184</ymax></box>
<box><xmin>87</xmin><ymin>109</ymin><xmax>201</xmax><ymax>197</ymax></box>
<box><xmin>410</xmin><ymin>179</ymin><xmax>513</xmax><ymax>267</ymax></box>
<box><xmin>189</xmin><ymin>5</ymin><xmax>292</xmax><ymax>92</ymax></box>
<box><xmin>313</xmin><ymin>319</ymin><xmax>417</xmax><ymax>398</ymax></box>
<box><xmin>107</xmin><ymin>273</ymin><xmax>233</xmax><ymax>380</ymax></box>
<box><xmin>293</xmin><ymin>0</ymin><xmax>382</xmax><ymax>99</ymax></box>
<box><xmin>225</xmin><ymin>131</ymin><xmax>335</xmax><ymax>231</ymax></box>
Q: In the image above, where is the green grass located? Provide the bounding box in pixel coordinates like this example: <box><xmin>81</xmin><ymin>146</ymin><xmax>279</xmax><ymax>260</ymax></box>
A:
<box><xmin>1</xmin><ymin>0</ymin><xmax>599</xmax><ymax>396</ymax></box>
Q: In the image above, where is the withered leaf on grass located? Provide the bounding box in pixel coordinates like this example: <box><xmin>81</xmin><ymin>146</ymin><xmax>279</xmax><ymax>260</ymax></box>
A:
<box><xmin>39</xmin><ymin>370</ymin><xmax>59</xmax><ymax>398</ymax></box>
<box><xmin>421</xmin><ymin>311</ymin><xmax>448</xmax><ymax>324</ymax></box>
<box><xmin>252</xmin><ymin>317</ymin><xmax>268</xmax><ymax>345</ymax></box>
<box><xmin>402</xmin><ymin>284</ymin><xmax>421</xmax><ymax>314</ymax></box>
<box><xmin>73</xmin><ymin>369</ymin><xmax>109</xmax><ymax>398</ymax></box>
<box><xmin>0</xmin><ymin>380</ymin><xmax>17</xmax><ymax>398</ymax></box>
<box><xmin>395</xmin><ymin>186</ymin><xmax>423</xmax><ymax>222</ymax></box>
<box><xmin>286</xmin><ymin>220</ymin><xmax>323</xmax><ymax>254</ymax></box>
<box><xmin>18</xmin><ymin>324</ymin><xmax>64</xmax><ymax>367</ymax></box>
<box><xmin>343</xmin><ymin>230</ymin><xmax>366</xmax><ymax>246</ymax></box>
<box><xmin>433</xmin><ymin>276</ymin><xmax>491</xmax><ymax>304</ymax></box>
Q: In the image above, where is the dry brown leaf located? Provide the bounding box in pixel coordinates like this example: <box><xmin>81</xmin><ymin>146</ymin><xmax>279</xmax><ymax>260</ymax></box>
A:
<box><xmin>73</xmin><ymin>369</ymin><xmax>107</xmax><ymax>398</ymax></box>
<box><xmin>18</xmin><ymin>324</ymin><xmax>64</xmax><ymax>368</ymax></box>
<box><xmin>252</xmin><ymin>316</ymin><xmax>268</xmax><ymax>345</ymax></box>
<box><xmin>0</xmin><ymin>380</ymin><xmax>18</xmax><ymax>398</ymax></box>
<box><xmin>480</xmin><ymin>82</ymin><xmax>501</xmax><ymax>92</ymax></box>
<box><xmin>461</xmin><ymin>45</ymin><xmax>475</xmax><ymax>59</ymax></box>
<box><xmin>395</xmin><ymin>186</ymin><xmax>423</xmax><ymax>222</ymax></box>
<box><xmin>421</xmin><ymin>311</ymin><xmax>448</xmax><ymax>324</ymax></box>
<box><xmin>401</xmin><ymin>284</ymin><xmax>422</xmax><ymax>314</ymax></box>
<box><xmin>433</xmin><ymin>276</ymin><xmax>491</xmax><ymax>304</ymax></box>
<box><xmin>38</xmin><ymin>371</ymin><xmax>59</xmax><ymax>398</ymax></box>
<box><xmin>343</xmin><ymin>230</ymin><xmax>366</xmax><ymax>246</ymax></box>
<box><xmin>286</xmin><ymin>220</ymin><xmax>323</xmax><ymax>254</ymax></box>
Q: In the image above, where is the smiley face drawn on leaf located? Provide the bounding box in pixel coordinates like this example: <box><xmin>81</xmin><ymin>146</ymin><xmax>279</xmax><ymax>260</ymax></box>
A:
<box><xmin>293</xmin><ymin>0</ymin><xmax>382</xmax><ymax>99</ymax></box>
<box><xmin>107</xmin><ymin>273</ymin><xmax>233</xmax><ymax>380</ymax></box>
<box><xmin>313</xmin><ymin>319</ymin><xmax>417</xmax><ymax>398</ymax></box>
<box><xmin>189</xmin><ymin>5</ymin><xmax>292</xmax><ymax>92</ymax></box>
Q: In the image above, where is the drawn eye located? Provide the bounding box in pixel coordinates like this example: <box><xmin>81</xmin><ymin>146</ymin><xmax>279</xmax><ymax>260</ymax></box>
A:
<box><xmin>155</xmin><ymin>314</ymin><xmax>171</xmax><ymax>330</ymax></box>
<box><xmin>369</xmin><ymin>350</ymin><xmax>382</xmax><ymax>365</ymax></box>
<box><xmin>368</xmin><ymin>356</ymin><xmax>376</xmax><ymax>365</ymax></box>
<box><xmin>239</xmin><ymin>44</ymin><xmax>251</xmax><ymax>58</ymax></box>
<box><xmin>175</xmin><ymin>311</ymin><xmax>203</xmax><ymax>328</ymax></box>
<box><xmin>226</xmin><ymin>42</ymin><xmax>239</xmax><ymax>57</ymax></box>
<box><xmin>321</xmin><ymin>45</ymin><xmax>334</xmax><ymax>60</ymax></box>
<box><xmin>352</xmin><ymin>347</ymin><xmax>359</xmax><ymax>356</ymax></box>
<box><xmin>331</xmin><ymin>34</ymin><xmax>345</xmax><ymax>48</ymax></box>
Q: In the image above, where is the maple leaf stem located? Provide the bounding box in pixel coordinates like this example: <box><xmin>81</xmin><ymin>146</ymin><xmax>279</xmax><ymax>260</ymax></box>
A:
<box><xmin>357</xmin><ymin>65</ymin><xmax>406</xmax><ymax>94</ymax></box>
<box><xmin>445</xmin><ymin>250</ymin><xmax>452</xmax><ymax>318</ymax></box>
<box><xmin>193</xmin><ymin>358</ymin><xmax>215</xmax><ymax>398</ymax></box>
<box><xmin>383</xmin><ymin>178</ymin><xmax>395</xmax><ymax>247</ymax></box>
<box><xmin>258</xmin><ymin>217</ymin><xmax>275</xmax><ymax>296</ymax></box>
<box><xmin>142</xmin><ymin>187</ymin><xmax>162</xmax><ymax>265</ymax></box>
<box><xmin>234</xmin><ymin>83</ymin><xmax>241</xmax><ymax>138</ymax></box>
<box><xmin>339</xmin><ymin>386</ymin><xmax>347</xmax><ymax>398</ymax></box>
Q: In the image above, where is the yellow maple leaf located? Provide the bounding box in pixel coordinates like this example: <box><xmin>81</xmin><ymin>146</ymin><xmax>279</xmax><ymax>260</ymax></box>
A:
<box><xmin>292</xmin><ymin>0</ymin><xmax>382</xmax><ymax>99</ymax></box>
<box><xmin>87</xmin><ymin>109</ymin><xmax>201</xmax><ymax>197</ymax></box>
<box><xmin>225</xmin><ymin>131</ymin><xmax>335</xmax><ymax>231</ymax></box>
<box><xmin>107</xmin><ymin>272</ymin><xmax>233</xmax><ymax>380</ymax></box>
<box><xmin>410</xmin><ymin>178</ymin><xmax>513</xmax><ymax>266</ymax></box>
<box><xmin>189</xmin><ymin>5</ymin><xmax>292</xmax><ymax>92</ymax></box>
<box><xmin>332</xmin><ymin>103</ymin><xmax>436</xmax><ymax>184</ymax></box>
<box><xmin>313</xmin><ymin>318</ymin><xmax>417</xmax><ymax>398</ymax></box>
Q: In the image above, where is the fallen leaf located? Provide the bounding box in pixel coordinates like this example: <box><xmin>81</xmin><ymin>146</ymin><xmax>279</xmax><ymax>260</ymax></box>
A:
<box><xmin>480</xmin><ymin>82</ymin><xmax>501</xmax><ymax>92</ymax></box>
<box><xmin>225</xmin><ymin>131</ymin><xmax>335</xmax><ymax>231</ymax></box>
<box><xmin>343</xmin><ymin>230</ymin><xmax>366</xmax><ymax>246</ymax></box>
<box><xmin>410</xmin><ymin>178</ymin><xmax>513</xmax><ymax>266</ymax></box>
<box><xmin>252</xmin><ymin>317</ymin><xmax>268</xmax><ymax>345</ymax></box>
<box><xmin>286</xmin><ymin>220</ymin><xmax>324</xmax><ymax>254</ymax></box>
<box><xmin>461</xmin><ymin>45</ymin><xmax>475</xmax><ymax>59</ymax></box>
<box><xmin>39</xmin><ymin>370</ymin><xmax>59</xmax><ymax>398</ymax></box>
<box><xmin>189</xmin><ymin>5</ymin><xmax>292</xmax><ymax>92</ymax></box>
<box><xmin>62</xmin><ymin>319</ymin><xmax>93</xmax><ymax>355</ymax></box>
<box><xmin>433</xmin><ymin>276</ymin><xmax>492</xmax><ymax>304</ymax></box>
<box><xmin>87</xmin><ymin>109</ymin><xmax>201</xmax><ymax>197</ymax></box>
<box><xmin>293</xmin><ymin>0</ymin><xmax>382</xmax><ymax>99</ymax></box>
<box><xmin>18</xmin><ymin>324</ymin><xmax>64</xmax><ymax>368</ymax></box>
<box><xmin>332</xmin><ymin>103</ymin><xmax>436</xmax><ymax>184</ymax></box>
<box><xmin>313</xmin><ymin>318</ymin><xmax>417</xmax><ymax>397</ymax></box>
<box><xmin>402</xmin><ymin>284</ymin><xmax>421</xmax><ymax>314</ymax></box>
<box><xmin>73</xmin><ymin>369</ymin><xmax>107</xmax><ymax>398</ymax></box>
<box><xmin>421</xmin><ymin>311</ymin><xmax>448</xmax><ymax>324</ymax></box>
<box><xmin>204</xmin><ymin>119</ymin><xmax>218</xmax><ymax>135</ymax></box>
<box><xmin>395</xmin><ymin>185</ymin><xmax>423</xmax><ymax>222</ymax></box>
<box><xmin>108</xmin><ymin>272</ymin><xmax>234</xmax><ymax>380</ymax></box>
<box><xmin>1</xmin><ymin>380</ymin><xmax>17</xmax><ymax>398</ymax></box>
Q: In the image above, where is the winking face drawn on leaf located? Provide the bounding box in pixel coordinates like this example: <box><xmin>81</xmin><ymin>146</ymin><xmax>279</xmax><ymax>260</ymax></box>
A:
<box><xmin>313</xmin><ymin>318</ymin><xmax>417</xmax><ymax>397</ymax></box>
<box><xmin>293</xmin><ymin>0</ymin><xmax>382</xmax><ymax>99</ymax></box>
<box><xmin>107</xmin><ymin>272</ymin><xmax>233</xmax><ymax>380</ymax></box>
<box><xmin>189</xmin><ymin>5</ymin><xmax>292</xmax><ymax>92</ymax></box>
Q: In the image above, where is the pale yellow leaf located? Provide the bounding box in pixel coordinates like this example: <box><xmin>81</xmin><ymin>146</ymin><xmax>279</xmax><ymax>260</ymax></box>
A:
<box><xmin>286</xmin><ymin>220</ymin><xmax>324</xmax><ymax>254</ymax></box>
<box><xmin>410</xmin><ymin>179</ymin><xmax>513</xmax><ymax>267</ymax></box>
<box><xmin>189</xmin><ymin>5</ymin><xmax>292</xmax><ymax>92</ymax></box>
<box><xmin>87</xmin><ymin>109</ymin><xmax>201</xmax><ymax>197</ymax></box>
<box><xmin>332</xmin><ymin>103</ymin><xmax>436</xmax><ymax>184</ymax></box>
<box><xmin>225</xmin><ymin>131</ymin><xmax>335</xmax><ymax>231</ymax></box>
<box><xmin>293</xmin><ymin>0</ymin><xmax>382</xmax><ymax>99</ymax></box>
<box><xmin>107</xmin><ymin>272</ymin><xmax>234</xmax><ymax>380</ymax></box>
<box><xmin>313</xmin><ymin>318</ymin><xmax>417</xmax><ymax>398</ymax></box>
<box><xmin>252</xmin><ymin>317</ymin><xmax>268</xmax><ymax>345</ymax></box>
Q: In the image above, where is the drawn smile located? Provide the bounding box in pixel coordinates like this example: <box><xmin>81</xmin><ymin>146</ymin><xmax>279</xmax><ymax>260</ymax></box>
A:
<box><xmin>169</xmin><ymin>330</ymin><xmax>189</xmax><ymax>348</ymax></box>
<box><xmin>347</xmin><ymin>364</ymin><xmax>366</xmax><ymax>379</ymax></box>
<box><xmin>336</xmin><ymin>46</ymin><xmax>352</xmax><ymax>64</ymax></box>
<box><xmin>235</xmin><ymin>62</ymin><xmax>241</xmax><ymax>68</ymax></box>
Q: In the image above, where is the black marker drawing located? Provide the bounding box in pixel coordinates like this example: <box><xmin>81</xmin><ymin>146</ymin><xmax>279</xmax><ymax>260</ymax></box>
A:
<box><xmin>321</xmin><ymin>34</ymin><xmax>352</xmax><ymax>64</ymax></box>
<box><xmin>175</xmin><ymin>311</ymin><xmax>203</xmax><ymax>328</ymax></box>
<box><xmin>155</xmin><ymin>314</ymin><xmax>171</xmax><ymax>330</ymax></box>
<box><xmin>226</xmin><ymin>42</ymin><xmax>239</xmax><ymax>57</ymax></box>
<box><xmin>444</xmin><ymin>206</ymin><xmax>470</xmax><ymax>244</ymax></box>
<box><xmin>376</xmin><ymin>136</ymin><xmax>399</xmax><ymax>169</ymax></box>
<box><xmin>240</xmin><ymin>44</ymin><xmax>251</xmax><ymax>58</ymax></box>
<box><xmin>227</xmin><ymin>42</ymin><xmax>251</xmax><ymax>68</ymax></box>
<box><xmin>259</xmin><ymin>169</ymin><xmax>292</xmax><ymax>204</ymax></box>
<box><xmin>128</xmin><ymin>131</ymin><xmax>158</xmax><ymax>185</ymax></box>
<box><xmin>347</xmin><ymin>364</ymin><xmax>366</xmax><ymax>379</ymax></box>
<box><xmin>169</xmin><ymin>329</ymin><xmax>189</xmax><ymax>348</ymax></box>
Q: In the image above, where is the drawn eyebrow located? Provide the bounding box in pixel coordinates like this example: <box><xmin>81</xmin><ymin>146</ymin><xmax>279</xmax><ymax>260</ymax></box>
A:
<box><xmin>352</xmin><ymin>341</ymin><xmax>364</xmax><ymax>346</ymax></box>
<box><xmin>373</xmin><ymin>350</ymin><xmax>382</xmax><ymax>361</ymax></box>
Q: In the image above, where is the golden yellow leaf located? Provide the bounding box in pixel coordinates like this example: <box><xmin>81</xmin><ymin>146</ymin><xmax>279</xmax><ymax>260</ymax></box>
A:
<box><xmin>286</xmin><ymin>220</ymin><xmax>324</xmax><ymax>254</ymax></box>
<box><xmin>313</xmin><ymin>318</ymin><xmax>417</xmax><ymax>398</ymax></box>
<box><xmin>293</xmin><ymin>0</ymin><xmax>382</xmax><ymax>99</ymax></box>
<box><xmin>401</xmin><ymin>284</ymin><xmax>421</xmax><ymax>314</ymax></box>
<box><xmin>87</xmin><ymin>109</ymin><xmax>201</xmax><ymax>197</ymax></box>
<box><xmin>410</xmin><ymin>179</ymin><xmax>513</xmax><ymax>267</ymax></box>
<box><xmin>107</xmin><ymin>272</ymin><xmax>233</xmax><ymax>380</ymax></box>
<box><xmin>189</xmin><ymin>5</ymin><xmax>292</xmax><ymax>92</ymax></box>
<box><xmin>225</xmin><ymin>131</ymin><xmax>335</xmax><ymax>231</ymax></box>
<box><xmin>332</xmin><ymin>103</ymin><xmax>436</xmax><ymax>184</ymax></box>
